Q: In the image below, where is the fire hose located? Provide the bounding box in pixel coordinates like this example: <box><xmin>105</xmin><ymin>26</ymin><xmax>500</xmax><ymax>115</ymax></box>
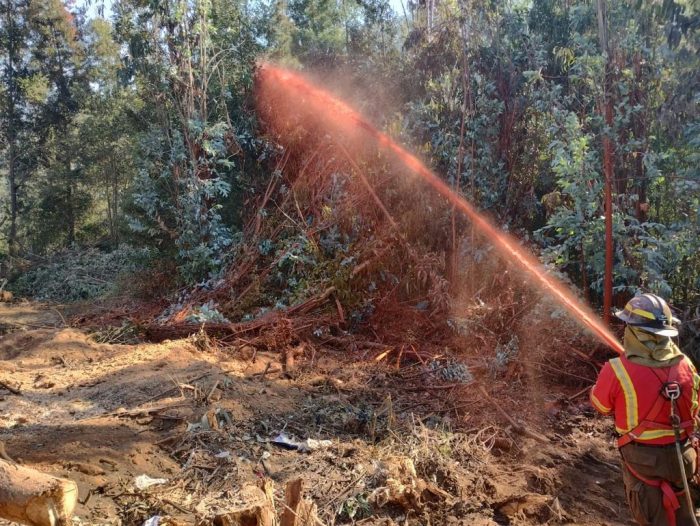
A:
<box><xmin>668</xmin><ymin>385</ymin><xmax>700</xmax><ymax>526</ymax></box>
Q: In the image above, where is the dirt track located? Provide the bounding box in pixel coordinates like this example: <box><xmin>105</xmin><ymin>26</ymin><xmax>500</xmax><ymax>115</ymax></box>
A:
<box><xmin>0</xmin><ymin>303</ymin><xmax>633</xmax><ymax>525</ymax></box>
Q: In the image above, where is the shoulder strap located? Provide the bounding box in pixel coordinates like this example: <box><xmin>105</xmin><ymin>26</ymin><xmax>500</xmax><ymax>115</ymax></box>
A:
<box><xmin>618</xmin><ymin>359</ymin><xmax>686</xmax><ymax>447</ymax></box>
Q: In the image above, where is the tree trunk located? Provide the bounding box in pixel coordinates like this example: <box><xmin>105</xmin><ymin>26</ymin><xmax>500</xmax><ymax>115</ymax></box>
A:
<box><xmin>66</xmin><ymin>174</ymin><xmax>75</xmax><ymax>246</ymax></box>
<box><xmin>596</xmin><ymin>0</ymin><xmax>608</xmax><ymax>56</ymax></box>
<box><xmin>597</xmin><ymin>0</ymin><xmax>614</xmax><ymax>325</ymax></box>
<box><xmin>602</xmin><ymin>102</ymin><xmax>614</xmax><ymax>324</ymax></box>
<box><xmin>635</xmin><ymin>151</ymin><xmax>648</xmax><ymax>222</ymax></box>
<box><xmin>0</xmin><ymin>459</ymin><xmax>78</xmax><ymax>526</ymax></box>
<box><xmin>4</xmin><ymin>0</ymin><xmax>20</xmax><ymax>257</ymax></box>
<box><xmin>632</xmin><ymin>52</ymin><xmax>648</xmax><ymax>222</ymax></box>
<box><xmin>581</xmin><ymin>240</ymin><xmax>590</xmax><ymax>304</ymax></box>
<box><xmin>113</xmin><ymin>179</ymin><xmax>119</xmax><ymax>246</ymax></box>
<box><xmin>449</xmin><ymin>49</ymin><xmax>469</xmax><ymax>284</ymax></box>
<box><xmin>107</xmin><ymin>168</ymin><xmax>119</xmax><ymax>247</ymax></box>
<box><xmin>8</xmin><ymin>143</ymin><xmax>18</xmax><ymax>257</ymax></box>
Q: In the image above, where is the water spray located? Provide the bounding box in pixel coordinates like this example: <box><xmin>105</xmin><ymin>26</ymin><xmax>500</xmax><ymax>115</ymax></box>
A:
<box><xmin>256</xmin><ymin>63</ymin><xmax>624</xmax><ymax>356</ymax></box>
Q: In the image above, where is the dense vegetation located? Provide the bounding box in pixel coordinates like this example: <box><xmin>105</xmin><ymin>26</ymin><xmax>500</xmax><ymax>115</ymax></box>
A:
<box><xmin>1</xmin><ymin>0</ymin><xmax>698</xmax><ymax>325</ymax></box>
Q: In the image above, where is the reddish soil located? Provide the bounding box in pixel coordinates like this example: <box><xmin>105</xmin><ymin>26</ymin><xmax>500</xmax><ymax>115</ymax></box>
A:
<box><xmin>0</xmin><ymin>303</ymin><xmax>633</xmax><ymax>525</ymax></box>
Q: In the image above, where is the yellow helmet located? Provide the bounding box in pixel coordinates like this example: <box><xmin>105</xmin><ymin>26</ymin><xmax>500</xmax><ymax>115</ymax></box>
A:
<box><xmin>614</xmin><ymin>293</ymin><xmax>679</xmax><ymax>337</ymax></box>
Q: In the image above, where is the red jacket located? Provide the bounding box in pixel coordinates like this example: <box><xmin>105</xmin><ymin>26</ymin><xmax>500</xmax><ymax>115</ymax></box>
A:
<box><xmin>591</xmin><ymin>354</ymin><xmax>699</xmax><ymax>445</ymax></box>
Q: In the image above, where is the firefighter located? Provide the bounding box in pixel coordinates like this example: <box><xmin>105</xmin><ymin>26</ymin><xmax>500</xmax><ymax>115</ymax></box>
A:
<box><xmin>592</xmin><ymin>293</ymin><xmax>700</xmax><ymax>526</ymax></box>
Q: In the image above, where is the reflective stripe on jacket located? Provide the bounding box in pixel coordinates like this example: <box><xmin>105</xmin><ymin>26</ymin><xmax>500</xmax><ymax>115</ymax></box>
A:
<box><xmin>591</xmin><ymin>354</ymin><xmax>700</xmax><ymax>445</ymax></box>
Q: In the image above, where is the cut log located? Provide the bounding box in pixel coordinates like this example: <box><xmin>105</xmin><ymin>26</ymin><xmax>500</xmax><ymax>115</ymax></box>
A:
<box><xmin>0</xmin><ymin>459</ymin><xmax>78</xmax><ymax>526</ymax></box>
<box><xmin>144</xmin><ymin>287</ymin><xmax>337</xmax><ymax>343</ymax></box>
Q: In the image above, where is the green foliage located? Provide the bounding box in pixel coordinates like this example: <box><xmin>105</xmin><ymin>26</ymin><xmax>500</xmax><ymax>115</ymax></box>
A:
<box><xmin>11</xmin><ymin>246</ymin><xmax>153</xmax><ymax>301</ymax></box>
<box><xmin>128</xmin><ymin>119</ymin><xmax>235</xmax><ymax>282</ymax></box>
<box><xmin>1</xmin><ymin>0</ymin><xmax>698</xmax><ymax>317</ymax></box>
<box><xmin>535</xmin><ymin>111</ymin><xmax>607</xmax><ymax>293</ymax></box>
<box><xmin>287</xmin><ymin>0</ymin><xmax>345</xmax><ymax>63</ymax></box>
<box><xmin>340</xmin><ymin>494</ymin><xmax>371</xmax><ymax>521</ymax></box>
<box><xmin>233</xmin><ymin>225</ymin><xmax>359</xmax><ymax>320</ymax></box>
<box><xmin>114</xmin><ymin>0</ymin><xmax>263</xmax><ymax>284</ymax></box>
<box><xmin>185</xmin><ymin>301</ymin><xmax>229</xmax><ymax>323</ymax></box>
<box><xmin>531</xmin><ymin>0</ymin><xmax>700</xmax><ymax>304</ymax></box>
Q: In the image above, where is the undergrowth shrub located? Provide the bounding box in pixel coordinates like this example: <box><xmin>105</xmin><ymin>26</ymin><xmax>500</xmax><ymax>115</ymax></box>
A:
<box><xmin>11</xmin><ymin>246</ymin><xmax>155</xmax><ymax>302</ymax></box>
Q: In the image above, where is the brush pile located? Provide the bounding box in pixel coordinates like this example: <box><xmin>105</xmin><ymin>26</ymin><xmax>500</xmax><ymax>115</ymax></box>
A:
<box><xmin>137</xmin><ymin>68</ymin><xmax>606</xmax><ymax>399</ymax></box>
<box><xmin>145</xmin><ymin>79</ymin><xmax>465</xmax><ymax>356</ymax></box>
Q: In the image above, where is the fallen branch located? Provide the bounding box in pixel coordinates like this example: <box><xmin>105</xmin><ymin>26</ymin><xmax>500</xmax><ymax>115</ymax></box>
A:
<box><xmin>144</xmin><ymin>319</ymin><xmax>266</xmax><ymax>342</ymax></box>
<box><xmin>320</xmin><ymin>335</ymin><xmax>390</xmax><ymax>351</ymax></box>
<box><xmin>477</xmin><ymin>385</ymin><xmax>550</xmax><ymax>444</ymax></box>
<box><xmin>205</xmin><ymin>380</ymin><xmax>220</xmax><ymax>404</ymax></box>
<box><xmin>250</xmin><ymin>366</ymin><xmax>282</xmax><ymax>378</ymax></box>
<box><xmin>286</xmin><ymin>287</ymin><xmax>336</xmax><ymax>316</ymax></box>
<box><xmin>145</xmin><ymin>288</ymin><xmax>337</xmax><ymax>343</ymax></box>
<box><xmin>103</xmin><ymin>402</ymin><xmax>191</xmax><ymax>419</ymax></box>
<box><xmin>583</xmin><ymin>451</ymin><xmax>620</xmax><ymax>473</ymax></box>
<box><xmin>140</xmin><ymin>370</ymin><xmax>223</xmax><ymax>404</ymax></box>
<box><xmin>0</xmin><ymin>379</ymin><xmax>21</xmax><ymax>396</ymax></box>
<box><xmin>567</xmin><ymin>385</ymin><xmax>593</xmax><ymax>402</ymax></box>
<box><xmin>398</xmin><ymin>383</ymin><xmax>466</xmax><ymax>391</ymax></box>
<box><xmin>322</xmin><ymin>469</ymin><xmax>366</xmax><ymax>512</ymax></box>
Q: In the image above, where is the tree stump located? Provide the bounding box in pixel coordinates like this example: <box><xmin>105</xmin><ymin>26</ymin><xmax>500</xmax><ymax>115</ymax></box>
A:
<box><xmin>213</xmin><ymin>480</ymin><xmax>277</xmax><ymax>526</ymax></box>
<box><xmin>280</xmin><ymin>479</ymin><xmax>318</xmax><ymax>526</ymax></box>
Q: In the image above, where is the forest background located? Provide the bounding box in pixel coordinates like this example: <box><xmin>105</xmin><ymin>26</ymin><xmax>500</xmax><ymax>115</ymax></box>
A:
<box><xmin>0</xmin><ymin>0</ymin><xmax>698</xmax><ymax>347</ymax></box>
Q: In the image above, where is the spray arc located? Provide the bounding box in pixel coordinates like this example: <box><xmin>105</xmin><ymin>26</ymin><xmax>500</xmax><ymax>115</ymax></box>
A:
<box><xmin>257</xmin><ymin>63</ymin><xmax>624</xmax><ymax>356</ymax></box>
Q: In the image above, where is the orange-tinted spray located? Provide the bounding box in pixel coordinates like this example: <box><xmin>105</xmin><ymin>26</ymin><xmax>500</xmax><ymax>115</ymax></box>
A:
<box><xmin>256</xmin><ymin>63</ymin><xmax>624</xmax><ymax>355</ymax></box>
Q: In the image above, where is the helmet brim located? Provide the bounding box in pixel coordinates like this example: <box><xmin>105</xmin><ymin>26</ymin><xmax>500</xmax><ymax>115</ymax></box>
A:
<box><xmin>614</xmin><ymin>309</ymin><xmax>678</xmax><ymax>337</ymax></box>
<box><xmin>640</xmin><ymin>326</ymin><xmax>679</xmax><ymax>338</ymax></box>
<box><xmin>614</xmin><ymin>309</ymin><xmax>632</xmax><ymax>323</ymax></box>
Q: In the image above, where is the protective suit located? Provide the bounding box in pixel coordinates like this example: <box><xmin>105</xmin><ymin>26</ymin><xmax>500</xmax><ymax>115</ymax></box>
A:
<box><xmin>592</xmin><ymin>295</ymin><xmax>699</xmax><ymax>526</ymax></box>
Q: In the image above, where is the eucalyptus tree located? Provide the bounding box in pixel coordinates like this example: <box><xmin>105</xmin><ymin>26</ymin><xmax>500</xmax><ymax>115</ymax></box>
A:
<box><xmin>26</xmin><ymin>0</ymin><xmax>91</xmax><ymax>249</ymax></box>
<box><xmin>114</xmin><ymin>0</ymin><xmax>261</xmax><ymax>282</ymax></box>
<box><xmin>0</xmin><ymin>0</ymin><xmax>34</xmax><ymax>256</ymax></box>
<box><xmin>76</xmin><ymin>18</ymin><xmax>139</xmax><ymax>247</ymax></box>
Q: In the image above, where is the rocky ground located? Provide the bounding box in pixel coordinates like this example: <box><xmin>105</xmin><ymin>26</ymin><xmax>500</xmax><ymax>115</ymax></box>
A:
<box><xmin>0</xmin><ymin>302</ymin><xmax>633</xmax><ymax>525</ymax></box>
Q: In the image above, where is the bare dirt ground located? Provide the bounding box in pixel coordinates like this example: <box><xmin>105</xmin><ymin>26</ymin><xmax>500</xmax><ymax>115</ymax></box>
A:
<box><xmin>0</xmin><ymin>302</ymin><xmax>633</xmax><ymax>526</ymax></box>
